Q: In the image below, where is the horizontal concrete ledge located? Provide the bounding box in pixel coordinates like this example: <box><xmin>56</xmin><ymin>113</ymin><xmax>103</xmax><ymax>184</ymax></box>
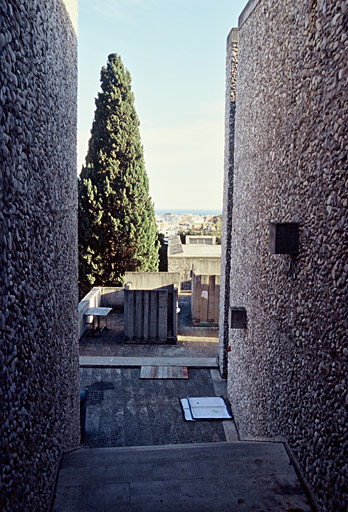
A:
<box><xmin>238</xmin><ymin>0</ymin><xmax>260</xmax><ymax>28</ymax></box>
<box><xmin>238</xmin><ymin>434</ymin><xmax>287</xmax><ymax>443</ymax></box>
<box><xmin>64</xmin><ymin>440</ymin><xmax>288</xmax><ymax>457</ymax></box>
<box><xmin>177</xmin><ymin>335</ymin><xmax>218</xmax><ymax>343</ymax></box>
<box><xmin>226</xmin><ymin>27</ymin><xmax>238</xmax><ymax>48</ymax></box>
<box><xmin>69</xmin><ymin>441</ymin><xmax>234</xmax><ymax>456</ymax></box>
<box><xmin>79</xmin><ymin>356</ymin><xmax>218</xmax><ymax>368</ymax></box>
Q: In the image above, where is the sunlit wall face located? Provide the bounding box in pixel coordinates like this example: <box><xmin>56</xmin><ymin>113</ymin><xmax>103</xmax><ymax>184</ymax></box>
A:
<box><xmin>223</xmin><ymin>1</ymin><xmax>348</xmax><ymax>511</ymax></box>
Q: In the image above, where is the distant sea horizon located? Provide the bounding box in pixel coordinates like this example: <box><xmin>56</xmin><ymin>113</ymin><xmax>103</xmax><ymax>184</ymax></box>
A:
<box><xmin>155</xmin><ymin>208</ymin><xmax>222</xmax><ymax>216</ymax></box>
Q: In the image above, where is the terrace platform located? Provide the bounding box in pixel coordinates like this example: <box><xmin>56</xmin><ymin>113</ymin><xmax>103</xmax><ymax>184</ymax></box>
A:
<box><xmin>79</xmin><ymin>294</ymin><xmax>219</xmax><ymax>360</ymax></box>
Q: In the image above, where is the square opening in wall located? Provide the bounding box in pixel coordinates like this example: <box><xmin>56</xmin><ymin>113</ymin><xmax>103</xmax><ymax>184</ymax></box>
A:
<box><xmin>229</xmin><ymin>307</ymin><xmax>247</xmax><ymax>329</ymax></box>
<box><xmin>269</xmin><ymin>222</ymin><xmax>299</xmax><ymax>255</ymax></box>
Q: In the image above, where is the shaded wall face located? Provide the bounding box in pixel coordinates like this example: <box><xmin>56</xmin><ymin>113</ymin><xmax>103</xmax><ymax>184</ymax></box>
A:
<box><xmin>219</xmin><ymin>28</ymin><xmax>238</xmax><ymax>377</ymax></box>
<box><xmin>227</xmin><ymin>1</ymin><xmax>347</xmax><ymax>511</ymax></box>
<box><xmin>0</xmin><ymin>1</ymin><xmax>79</xmax><ymax>511</ymax></box>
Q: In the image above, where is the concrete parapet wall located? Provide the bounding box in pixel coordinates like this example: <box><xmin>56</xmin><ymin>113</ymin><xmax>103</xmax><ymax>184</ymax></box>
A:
<box><xmin>191</xmin><ymin>274</ymin><xmax>220</xmax><ymax>326</ymax></box>
<box><xmin>78</xmin><ymin>287</ymin><xmax>101</xmax><ymax>338</ymax></box>
<box><xmin>168</xmin><ymin>256</ymin><xmax>221</xmax><ymax>289</ymax></box>
<box><xmin>78</xmin><ymin>287</ymin><xmax>124</xmax><ymax>336</ymax></box>
<box><xmin>168</xmin><ymin>237</ymin><xmax>221</xmax><ymax>289</ymax></box>
<box><xmin>124</xmin><ymin>272</ymin><xmax>180</xmax><ymax>290</ymax></box>
<box><xmin>191</xmin><ymin>259</ymin><xmax>221</xmax><ymax>276</ymax></box>
<box><xmin>101</xmin><ymin>287</ymin><xmax>124</xmax><ymax>308</ymax></box>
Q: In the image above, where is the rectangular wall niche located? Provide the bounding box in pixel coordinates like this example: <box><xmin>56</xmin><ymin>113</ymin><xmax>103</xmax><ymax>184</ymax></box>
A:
<box><xmin>229</xmin><ymin>307</ymin><xmax>247</xmax><ymax>329</ymax></box>
<box><xmin>269</xmin><ymin>222</ymin><xmax>299</xmax><ymax>255</ymax></box>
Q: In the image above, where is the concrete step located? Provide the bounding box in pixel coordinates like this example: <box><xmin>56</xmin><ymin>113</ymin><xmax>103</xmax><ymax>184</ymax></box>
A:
<box><xmin>79</xmin><ymin>356</ymin><xmax>218</xmax><ymax>368</ymax></box>
<box><xmin>53</xmin><ymin>441</ymin><xmax>312</xmax><ymax>512</ymax></box>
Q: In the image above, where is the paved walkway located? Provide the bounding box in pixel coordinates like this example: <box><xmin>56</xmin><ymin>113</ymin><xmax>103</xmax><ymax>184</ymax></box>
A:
<box><xmin>79</xmin><ymin>368</ymin><xmax>236</xmax><ymax>448</ymax></box>
<box><xmin>79</xmin><ymin>293</ymin><xmax>226</xmax><ymax>449</ymax></box>
<box><xmin>54</xmin><ymin>442</ymin><xmax>312</xmax><ymax>512</ymax></box>
<box><xmin>79</xmin><ymin>294</ymin><xmax>219</xmax><ymax>359</ymax></box>
<box><xmin>54</xmin><ymin>294</ymin><xmax>313</xmax><ymax>511</ymax></box>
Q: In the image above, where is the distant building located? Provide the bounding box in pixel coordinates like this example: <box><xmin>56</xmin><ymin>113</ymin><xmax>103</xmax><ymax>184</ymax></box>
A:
<box><xmin>162</xmin><ymin>212</ymin><xmax>179</xmax><ymax>222</ymax></box>
<box><xmin>186</xmin><ymin>235</ymin><xmax>216</xmax><ymax>245</ymax></box>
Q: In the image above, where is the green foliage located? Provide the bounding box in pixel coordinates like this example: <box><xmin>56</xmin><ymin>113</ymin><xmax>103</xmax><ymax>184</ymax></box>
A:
<box><xmin>78</xmin><ymin>54</ymin><xmax>159</xmax><ymax>295</ymax></box>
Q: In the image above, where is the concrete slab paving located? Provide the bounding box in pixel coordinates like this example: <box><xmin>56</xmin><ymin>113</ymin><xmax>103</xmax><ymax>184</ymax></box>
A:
<box><xmin>79</xmin><ymin>356</ymin><xmax>217</xmax><ymax>368</ymax></box>
<box><xmin>210</xmin><ymin>369</ymin><xmax>238</xmax><ymax>441</ymax></box>
<box><xmin>80</xmin><ymin>368</ymin><xmax>229</xmax><ymax>448</ymax></box>
<box><xmin>69</xmin><ymin>295</ymin><xmax>314</xmax><ymax>512</ymax></box>
<box><xmin>53</xmin><ymin>442</ymin><xmax>313</xmax><ymax>512</ymax></box>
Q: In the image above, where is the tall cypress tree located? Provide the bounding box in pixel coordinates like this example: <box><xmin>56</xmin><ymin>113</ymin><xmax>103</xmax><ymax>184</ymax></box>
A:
<box><xmin>78</xmin><ymin>54</ymin><xmax>159</xmax><ymax>293</ymax></box>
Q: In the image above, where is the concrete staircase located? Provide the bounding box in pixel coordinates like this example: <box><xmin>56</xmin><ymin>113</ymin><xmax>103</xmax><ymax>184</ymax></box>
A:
<box><xmin>53</xmin><ymin>441</ymin><xmax>313</xmax><ymax>512</ymax></box>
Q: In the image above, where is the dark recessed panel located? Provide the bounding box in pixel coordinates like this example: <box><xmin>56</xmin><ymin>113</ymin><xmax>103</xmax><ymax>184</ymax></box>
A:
<box><xmin>269</xmin><ymin>222</ymin><xmax>299</xmax><ymax>255</ymax></box>
<box><xmin>229</xmin><ymin>307</ymin><xmax>247</xmax><ymax>329</ymax></box>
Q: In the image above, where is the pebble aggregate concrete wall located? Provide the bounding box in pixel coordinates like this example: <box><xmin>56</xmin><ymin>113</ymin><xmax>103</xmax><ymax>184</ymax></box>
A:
<box><xmin>0</xmin><ymin>1</ymin><xmax>79</xmax><ymax>510</ymax></box>
<box><xmin>219</xmin><ymin>28</ymin><xmax>238</xmax><ymax>378</ymax></box>
<box><xmin>226</xmin><ymin>1</ymin><xmax>348</xmax><ymax>510</ymax></box>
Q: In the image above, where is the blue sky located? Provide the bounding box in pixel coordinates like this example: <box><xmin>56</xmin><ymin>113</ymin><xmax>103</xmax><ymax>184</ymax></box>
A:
<box><xmin>78</xmin><ymin>0</ymin><xmax>246</xmax><ymax>210</ymax></box>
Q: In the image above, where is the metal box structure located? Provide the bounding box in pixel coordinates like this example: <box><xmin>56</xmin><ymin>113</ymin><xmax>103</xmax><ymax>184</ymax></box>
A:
<box><xmin>124</xmin><ymin>273</ymin><xmax>178</xmax><ymax>344</ymax></box>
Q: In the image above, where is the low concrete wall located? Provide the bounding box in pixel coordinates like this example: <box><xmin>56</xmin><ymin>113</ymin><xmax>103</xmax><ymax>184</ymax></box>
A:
<box><xmin>169</xmin><ymin>256</ymin><xmax>221</xmax><ymax>290</ymax></box>
<box><xmin>168</xmin><ymin>240</ymin><xmax>221</xmax><ymax>290</ymax></box>
<box><xmin>191</xmin><ymin>274</ymin><xmax>221</xmax><ymax>326</ymax></box>
<box><xmin>101</xmin><ymin>287</ymin><xmax>124</xmax><ymax>308</ymax></box>
<box><xmin>124</xmin><ymin>272</ymin><xmax>180</xmax><ymax>290</ymax></box>
<box><xmin>78</xmin><ymin>287</ymin><xmax>101</xmax><ymax>338</ymax></box>
<box><xmin>79</xmin><ymin>282</ymin><xmax>179</xmax><ymax>341</ymax></box>
<box><xmin>79</xmin><ymin>287</ymin><xmax>125</xmax><ymax>337</ymax></box>
<box><xmin>191</xmin><ymin>259</ymin><xmax>221</xmax><ymax>275</ymax></box>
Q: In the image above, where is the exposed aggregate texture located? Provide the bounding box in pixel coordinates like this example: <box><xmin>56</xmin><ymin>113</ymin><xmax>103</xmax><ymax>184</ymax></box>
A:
<box><xmin>219</xmin><ymin>29</ymin><xmax>238</xmax><ymax>378</ymax></box>
<box><xmin>224</xmin><ymin>0</ymin><xmax>348</xmax><ymax>510</ymax></box>
<box><xmin>0</xmin><ymin>1</ymin><xmax>79</xmax><ymax>510</ymax></box>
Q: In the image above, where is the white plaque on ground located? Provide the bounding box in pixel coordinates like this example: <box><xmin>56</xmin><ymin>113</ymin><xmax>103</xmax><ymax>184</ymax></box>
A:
<box><xmin>180</xmin><ymin>396</ymin><xmax>232</xmax><ymax>421</ymax></box>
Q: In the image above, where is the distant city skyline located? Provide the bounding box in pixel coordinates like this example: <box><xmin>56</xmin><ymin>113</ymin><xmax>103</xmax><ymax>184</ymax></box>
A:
<box><xmin>155</xmin><ymin>209</ymin><xmax>222</xmax><ymax>239</ymax></box>
<box><xmin>155</xmin><ymin>208</ymin><xmax>222</xmax><ymax>215</ymax></box>
<box><xmin>78</xmin><ymin>0</ymin><xmax>247</xmax><ymax>210</ymax></box>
